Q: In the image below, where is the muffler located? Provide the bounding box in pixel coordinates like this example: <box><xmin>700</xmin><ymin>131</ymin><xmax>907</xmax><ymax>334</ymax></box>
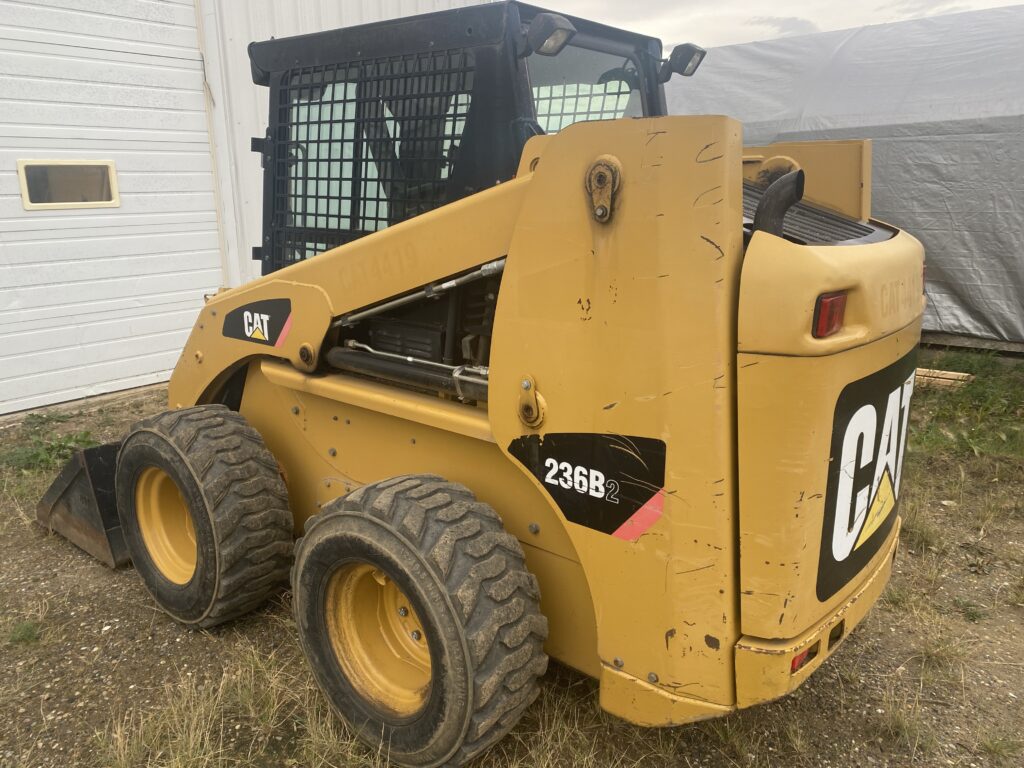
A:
<box><xmin>36</xmin><ymin>442</ymin><xmax>130</xmax><ymax>568</ymax></box>
<box><xmin>751</xmin><ymin>169</ymin><xmax>805</xmax><ymax>238</ymax></box>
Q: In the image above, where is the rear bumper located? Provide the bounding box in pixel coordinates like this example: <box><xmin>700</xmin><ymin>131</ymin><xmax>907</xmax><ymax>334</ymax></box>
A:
<box><xmin>734</xmin><ymin>518</ymin><xmax>899</xmax><ymax>708</ymax></box>
<box><xmin>595</xmin><ymin>521</ymin><xmax>899</xmax><ymax>726</ymax></box>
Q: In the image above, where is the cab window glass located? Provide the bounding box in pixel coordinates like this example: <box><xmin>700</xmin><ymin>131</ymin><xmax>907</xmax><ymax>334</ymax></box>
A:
<box><xmin>528</xmin><ymin>45</ymin><xmax>641</xmax><ymax>133</ymax></box>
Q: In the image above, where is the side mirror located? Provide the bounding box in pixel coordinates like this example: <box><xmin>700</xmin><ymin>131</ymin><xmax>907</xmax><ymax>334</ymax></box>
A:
<box><xmin>522</xmin><ymin>13</ymin><xmax>577</xmax><ymax>57</ymax></box>
<box><xmin>658</xmin><ymin>43</ymin><xmax>706</xmax><ymax>82</ymax></box>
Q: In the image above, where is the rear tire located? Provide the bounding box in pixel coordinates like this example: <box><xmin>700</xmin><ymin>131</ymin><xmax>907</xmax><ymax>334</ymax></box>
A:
<box><xmin>292</xmin><ymin>474</ymin><xmax>548</xmax><ymax>767</ymax></box>
<box><xmin>115</xmin><ymin>405</ymin><xmax>293</xmax><ymax>628</ymax></box>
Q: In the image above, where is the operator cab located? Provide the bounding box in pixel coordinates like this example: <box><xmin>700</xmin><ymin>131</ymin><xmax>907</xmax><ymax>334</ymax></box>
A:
<box><xmin>247</xmin><ymin>2</ymin><xmax>700</xmax><ymax>275</ymax></box>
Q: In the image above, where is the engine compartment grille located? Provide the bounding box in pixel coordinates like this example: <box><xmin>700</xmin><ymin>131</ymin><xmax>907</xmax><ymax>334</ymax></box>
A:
<box><xmin>742</xmin><ymin>181</ymin><xmax>892</xmax><ymax>245</ymax></box>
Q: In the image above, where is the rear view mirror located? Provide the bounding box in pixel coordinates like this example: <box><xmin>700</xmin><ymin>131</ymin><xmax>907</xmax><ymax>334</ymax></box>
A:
<box><xmin>524</xmin><ymin>13</ymin><xmax>577</xmax><ymax>57</ymax></box>
<box><xmin>659</xmin><ymin>43</ymin><xmax>706</xmax><ymax>81</ymax></box>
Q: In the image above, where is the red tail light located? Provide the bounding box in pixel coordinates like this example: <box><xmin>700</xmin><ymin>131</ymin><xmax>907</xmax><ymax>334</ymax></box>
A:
<box><xmin>791</xmin><ymin>641</ymin><xmax>820</xmax><ymax>674</ymax></box>
<box><xmin>813</xmin><ymin>292</ymin><xmax>847</xmax><ymax>338</ymax></box>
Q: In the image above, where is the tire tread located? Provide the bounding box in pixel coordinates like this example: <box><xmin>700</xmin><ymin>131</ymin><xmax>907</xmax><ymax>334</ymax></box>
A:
<box><xmin>301</xmin><ymin>473</ymin><xmax>548</xmax><ymax>766</ymax></box>
<box><xmin>131</xmin><ymin>404</ymin><xmax>292</xmax><ymax>627</ymax></box>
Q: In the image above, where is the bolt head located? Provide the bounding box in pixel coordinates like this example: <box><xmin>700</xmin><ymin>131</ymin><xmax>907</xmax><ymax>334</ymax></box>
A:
<box><xmin>595</xmin><ymin>205</ymin><xmax>609</xmax><ymax>219</ymax></box>
<box><xmin>328</xmin><ymin>447</ymin><xmax>336</xmax><ymax>457</ymax></box>
<box><xmin>411</xmin><ymin>630</ymin><xmax>422</xmax><ymax>641</ymax></box>
<box><xmin>613</xmin><ymin>657</ymin><xmax>624</xmax><ymax>668</ymax></box>
<box><xmin>398</xmin><ymin>607</ymin><xmax>409</xmax><ymax>617</ymax></box>
<box><xmin>521</xmin><ymin>379</ymin><xmax>532</xmax><ymax>391</ymax></box>
<box><xmin>291</xmin><ymin>406</ymin><xmax>300</xmax><ymax>415</ymax></box>
<box><xmin>647</xmin><ymin>672</ymin><xmax>659</xmax><ymax>683</ymax></box>
<box><xmin>528</xmin><ymin>523</ymin><xmax>540</xmax><ymax>535</ymax></box>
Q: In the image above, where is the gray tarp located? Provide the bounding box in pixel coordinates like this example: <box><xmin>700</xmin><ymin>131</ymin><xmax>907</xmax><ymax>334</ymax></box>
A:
<box><xmin>666</xmin><ymin>6</ymin><xmax>1024</xmax><ymax>343</ymax></box>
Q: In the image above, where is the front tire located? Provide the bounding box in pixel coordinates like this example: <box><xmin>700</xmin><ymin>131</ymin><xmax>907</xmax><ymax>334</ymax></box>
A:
<box><xmin>292</xmin><ymin>475</ymin><xmax>548</xmax><ymax>767</ymax></box>
<box><xmin>115</xmin><ymin>405</ymin><xmax>293</xmax><ymax>628</ymax></box>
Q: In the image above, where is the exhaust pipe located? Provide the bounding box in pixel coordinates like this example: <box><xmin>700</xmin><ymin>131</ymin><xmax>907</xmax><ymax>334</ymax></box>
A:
<box><xmin>751</xmin><ymin>169</ymin><xmax>805</xmax><ymax>238</ymax></box>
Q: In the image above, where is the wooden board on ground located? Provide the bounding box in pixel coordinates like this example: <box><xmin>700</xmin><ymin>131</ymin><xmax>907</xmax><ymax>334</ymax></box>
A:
<box><xmin>915</xmin><ymin>368</ymin><xmax>974</xmax><ymax>390</ymax></box>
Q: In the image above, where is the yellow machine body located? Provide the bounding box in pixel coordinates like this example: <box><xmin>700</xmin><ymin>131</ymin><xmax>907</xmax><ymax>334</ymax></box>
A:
<box><xmin>168</xmin><ymin>116</ymin><xmax>924</xmax><ymax>724</ymax></box>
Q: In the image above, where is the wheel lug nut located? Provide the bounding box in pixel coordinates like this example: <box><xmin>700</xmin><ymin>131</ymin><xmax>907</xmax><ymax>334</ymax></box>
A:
<box><xmin>411</xmin><ymin>630</ymin><xmax>422</xmax><ymax>641</ymax></box>
<box><xmin>398</xmin><ymin>607</ymin><xmax>409</xmax><ymax>617</ymax></box>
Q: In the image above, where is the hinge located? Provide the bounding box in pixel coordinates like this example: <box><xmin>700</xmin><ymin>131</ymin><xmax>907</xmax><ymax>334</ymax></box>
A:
<box><xmin>585</xmin><ymin>155</ymin><xmax>622</xmax><ymax>224</ymax></box>
<box><xmin>518</xmin><ymin>375</ymin><xmax>546</xmax><ymax>428</ymax></box>
<box><xmin>250</xmin><ymin>132</ymin><xmax>272</xmax><ymax>168</ymax></box>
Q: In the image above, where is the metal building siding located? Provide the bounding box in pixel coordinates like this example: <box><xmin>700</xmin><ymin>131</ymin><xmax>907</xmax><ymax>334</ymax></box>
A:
<box><xmin>196</xmin><ymin>0</ymin><xmax>489</xmax><ymax>286</ymax></box>
<box><xmin>0</xmin><ymin>0</ymin><xmax>220</xmax><ymax>414</ymax></box>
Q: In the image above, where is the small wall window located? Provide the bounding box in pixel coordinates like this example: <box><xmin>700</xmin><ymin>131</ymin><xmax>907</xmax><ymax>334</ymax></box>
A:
<box><xmin>17</xmin><ymin>160</ymin><xmax>120</xmax><ymax>210</ymax></box>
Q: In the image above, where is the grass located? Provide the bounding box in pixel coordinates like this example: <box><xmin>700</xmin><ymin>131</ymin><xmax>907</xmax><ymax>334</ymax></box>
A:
<box><xmin>910</xmin><ymin>350</ymin><xmax>1024</xmax><ymax>459</ymax></box>
<box><xmin>899</xmin><ymin>500</ymin><xmax>944</xmax><ymax>554</ymax></box>
<box><xmin>3</xmin><ymin>598</ymin><xmax>49</xmax><ymax>647</ymax></box>
<box><xmin>952</xmin><ymin>596</ymin><xmax>986</xmax><ymax>623</ymax></box>
<box><xmin>96</xmin><ymin>640</ymin><xmax>797</xmax><ymax>768</ymax></box>
<box><xmin>1009</xmin><ymin>576</ymin><xmax>1024</xmax><ymax>607</ymax></box>
<box><xmin>782</xmin><ymin>721</ymin><xmax>810</xmax><ymax>758</ymax></box>
<box><xmin>21</xmin><ymin>411</ymin><xmax>72</xmax><ymax>429</ymax></box>
<box><xmin>876</xmin><ymin>683</ymin><xmax>936</xmax><ymax>759</ymax></box>
<box><xmin>0</xmin><ymin>430</ymin><xmax>97</xmax><ymax>471</ymax></box>
<box><xmin>0</xmin><ymin>412</ymin><xmax>99</xmax><ymax>534</ymax></box>
<box><xmin>0</xmin><ymin>408</ymin><xmax>97</xmax><ymax>472</ymax></box>
<box><xmin>100</xmin><ymin>641</ymin><xmax>369</xmax><ymax>768</ymax></box>
<box><xmin>917</xmin><ymin>633</ymin><xmax>972</xmax><ymax>675</ymax></box>
<box><xmin>914</xmin><ymin>551</ymin><xmax>945</xmax><ymax>593</ymax></box>
<box><xmin>4</xmin><ymin>353</ymin><xmax>1023</xmax><ymax>768</ymax></box>
<box><xmin>7</xmin><ymin>621</ymin><xmax>40</xmax><ymax>645</ymax></box>
<box><xmin>880</xmin><ymin>582</ymin><xmax>913</xmax><ymax>609</ymax></box>
<box><xmin>699</xmin><ymin>717</ymin><xmax>762</xmax><ymax>765</ymax></box>
<box><xmin>977</xmin><ymin>731</ymin><xmax>1023</xmax><ymax>765</ymax></box>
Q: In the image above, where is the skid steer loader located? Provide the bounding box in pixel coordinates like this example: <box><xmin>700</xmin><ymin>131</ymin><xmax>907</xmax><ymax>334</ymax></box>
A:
<box><xmin>37</xmin><ymin>3</ymin><xmax>925</xmax><ymax>765</ymax></box>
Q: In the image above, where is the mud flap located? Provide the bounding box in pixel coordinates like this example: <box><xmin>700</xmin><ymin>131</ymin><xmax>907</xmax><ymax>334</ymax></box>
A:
<box><xmin>36</xmin><ymin>443</ymin><xmax>130</xmax><ymax>568</ymax></box>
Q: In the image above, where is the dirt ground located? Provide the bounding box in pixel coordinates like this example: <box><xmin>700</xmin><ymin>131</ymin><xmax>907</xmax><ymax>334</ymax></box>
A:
<box><xmin>1</xmin><ymin>349</ymin><xmax>1021</xmax><ymax>768</ymax></box>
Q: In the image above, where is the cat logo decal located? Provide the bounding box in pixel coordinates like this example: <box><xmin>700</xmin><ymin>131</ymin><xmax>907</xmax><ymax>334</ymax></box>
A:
<box><xmin>817</xmin><ymin>350</ymin><xmax>917</xmax><ymax>601</ymax></box>
<box><xmin>222</xmin><ymin>299</ymin><xmax>292</xmax><ymax>347</ymax></box>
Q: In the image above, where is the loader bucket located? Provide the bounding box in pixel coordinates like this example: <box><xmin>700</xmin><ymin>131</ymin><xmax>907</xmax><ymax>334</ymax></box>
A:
<box><xmin>36</xmin><ymin>442</ymin><xmax>130</xmax><ymax>568</ymax></box>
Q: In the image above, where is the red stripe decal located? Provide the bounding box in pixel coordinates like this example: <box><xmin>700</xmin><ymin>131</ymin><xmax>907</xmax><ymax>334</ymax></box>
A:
<box><xmin>611</xmin><ymin>490</ymin><xmax>665</xmax><ymax>541</ymax></box>
<box><xmin>274</xmin><ymin>313</ymin><xmax>293</xmax><ymax>348</ymax></box>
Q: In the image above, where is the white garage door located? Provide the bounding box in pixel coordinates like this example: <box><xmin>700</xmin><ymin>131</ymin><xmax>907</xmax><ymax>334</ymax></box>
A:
<box><xmin>0</xmin><ymin>0</ymin><xmax>221</xmax><ymax>414</ymax></box>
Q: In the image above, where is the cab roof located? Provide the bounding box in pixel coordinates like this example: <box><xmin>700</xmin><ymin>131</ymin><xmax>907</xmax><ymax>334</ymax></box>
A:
<box><xmin>248</xmin><ymin>1</ymin><xmax>663</xmax><ymax>85</ymax></box>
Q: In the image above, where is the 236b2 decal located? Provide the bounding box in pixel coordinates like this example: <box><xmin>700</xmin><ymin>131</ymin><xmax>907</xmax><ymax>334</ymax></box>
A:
<box><xmin>509</xmin><ymin>433</ymin><xmax>665</xmax><ymax>538</ymax></box>
<box><xmin>817</xmin><ymin>350</ymin><xmax>917</xmax><ymax>601</ymax></box>
<box><xmin>542</xmin><ymin>459</ymin><xmax>620</xmax><ymax>503</ymax></box>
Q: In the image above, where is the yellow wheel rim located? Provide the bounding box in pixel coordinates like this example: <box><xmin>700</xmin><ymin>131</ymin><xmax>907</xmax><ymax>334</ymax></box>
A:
<box><xmin>326</xmin><ymin>563</ymin><xmax>432</xmax><ymax>717</ymax></box>
<box><xmin>135</xmin><ymin>466</ymin><xmax>197</xmax><ymax>585</ymax></box>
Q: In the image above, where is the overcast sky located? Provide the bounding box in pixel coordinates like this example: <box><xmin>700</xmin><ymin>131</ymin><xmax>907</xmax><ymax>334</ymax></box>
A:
<box><xmin>550</xmin><ymin>0</ymin><xmax>1023</xmax><ymax>47</ymax></box>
